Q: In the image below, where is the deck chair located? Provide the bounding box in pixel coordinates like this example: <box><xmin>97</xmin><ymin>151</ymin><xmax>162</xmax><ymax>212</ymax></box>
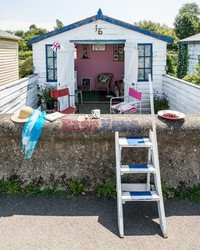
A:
<box><xmin>50</xmin><ymin>88</ymin><xmax>78</xmax><ymax>114</ymax></box>
<box><xmin>110</xmin><ymin>87</ymin><xmax>142</xmax><ymax>114</ymax></box>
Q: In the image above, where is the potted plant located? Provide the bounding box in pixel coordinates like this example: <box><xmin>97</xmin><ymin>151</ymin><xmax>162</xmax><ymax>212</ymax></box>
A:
<box><xmin>38</xmin><ymin>85</ymin><xmax>56</xmax><ymax>111</ymax></box>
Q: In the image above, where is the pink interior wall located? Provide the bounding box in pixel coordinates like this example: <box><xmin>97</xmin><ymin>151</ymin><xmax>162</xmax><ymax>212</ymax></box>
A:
<box><xmin>75</xmin><ymin>44</ymin><xmax>124</xmax><ymax>91</ymax></box>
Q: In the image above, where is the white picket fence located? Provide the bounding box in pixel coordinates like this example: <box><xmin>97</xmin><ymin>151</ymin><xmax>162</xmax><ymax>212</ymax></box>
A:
<box><xmin>0</xmin><ymin>74</ymin><xmax>38</xmax><ymax>114</ymax></box>
<box><xmin>163</xmin><ymin>75</ymin><xmax>200</xmax><ymax>114</ymax></box>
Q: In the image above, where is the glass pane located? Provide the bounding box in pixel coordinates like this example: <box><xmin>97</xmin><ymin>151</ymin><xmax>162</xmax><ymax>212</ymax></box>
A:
<box><xmin>47</xmin><ymin>46</ymin><xmax>53</xmax><ymax>57</ymax></box>
<box><xmin>138</xmin><ymin>57</ymin><xmax>144</xmax><ymax>68</ymax></box>
<box><xmin>54</xmin><ymin>57</ymin><xmax>57</xmax><ymax>68</ymax></box>
<box><xmin>54</xmin><ymin>69</ymin><xmax>57</xmax><ymax>80</ymax></box>
<box><xmin>145</xmin><ymin>45</ymin><xmax>151</xmax><ymax>56</ymax></box>
<box><xmin>138</xmin><ymin>46</ymin><xmax>144</xmax><ymax>56</ymax></box>
<box><xmin>144</xmin><ymin>69</ymin><xmax>151</xmax><ymax>80</ymax></box>
<box><xmin>145</xmin><ymin>57</ymin><xmax>151</xmax><ymax>68</ymax></box>
<box><xmin>48</xmin><ymin>70</ymin><xmax>54</xmax><ymax>80</ymax></box>
<box><xmin>138</xmin><ymin>69</ymin><xmax>144</xmax><ymax>81</ymax></box>
<box><xmin>53</xmin><ymin>51</ymin><xmax>57</xmax><ymax>57</ymax></box>
<box><xmin>47</xmin><ymin>58</ymin><xmax>53</xmax><ymax>68</ymax></box>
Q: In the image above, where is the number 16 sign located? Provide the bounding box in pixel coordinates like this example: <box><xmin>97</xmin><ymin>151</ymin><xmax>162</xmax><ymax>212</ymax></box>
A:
<box><xmin>95</xmin><ymin>25</ymin><xmax>103</xmax><ymax>35</ymax></box>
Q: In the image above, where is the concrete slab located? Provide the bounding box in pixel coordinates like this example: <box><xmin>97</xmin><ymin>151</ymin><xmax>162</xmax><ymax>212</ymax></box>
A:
<box><xmin>0</xmin><ymin>195</ymin><xmax>199</xmax><ymax>249</ymax></box>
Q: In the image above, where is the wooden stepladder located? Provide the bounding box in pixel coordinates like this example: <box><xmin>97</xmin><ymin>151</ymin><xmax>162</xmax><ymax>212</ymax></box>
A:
<box><xmin>115</xmin><ymin>74</ymin><xmax>167</xmax><ymax>238</ymax></box>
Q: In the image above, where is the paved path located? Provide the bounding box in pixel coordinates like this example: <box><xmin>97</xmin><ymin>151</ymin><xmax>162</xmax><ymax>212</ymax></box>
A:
<box><xmin>0</xmin><ymin>195</ymin><xmax>199</xmax><ymax>250</ymax></box>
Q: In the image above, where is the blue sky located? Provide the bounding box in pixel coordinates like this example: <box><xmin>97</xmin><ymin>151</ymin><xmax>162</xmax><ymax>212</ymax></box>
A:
<box><xmin>0</xmin><ymin>0</ymin><xmax>199</xmax><ymax>31</ymax></box>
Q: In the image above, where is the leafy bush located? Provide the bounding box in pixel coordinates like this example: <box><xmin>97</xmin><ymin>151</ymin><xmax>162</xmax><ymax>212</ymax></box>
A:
<box><xmin>167</xmin><ymin>51</ymin><xmax>177</xmax><ymax>76</ymax></box>
<box><xmin>188</xmin><ymin>185</ymin><xmax>200</xmax><ymax>203</ymax></box>
<box><xmin>96</xmin><ymin>179</ymin><xmax>117</xmax><ymax>199</ymax></box>
<box><xmin>154</xmin><ymin>92</ymin><xmax>169</xmax><ymax>114</ymax></box>
<box><xmin>4</xmin><ymin>179</ymin><xmax>21</xmax><ymax>196</ymax></box>
<box><xmin>67</xmin><ymin>178</ymin><xmax>85</xmax><ymax>199</ymax></box>
<box><xmin>24</xmin><ymin>184</ymin><xmax>41</xmax><ymax>197</ymax></box>
<box><xmin>19</xmin><ymin>56</ymin><xmax>33</xmax><ymax>78</ymax></box>
<box><xmin>42</xmin><ymin>182</ymin><xmax>62</xmax><ymax>197</ymax></box>
<box><xmin>162</xmin><ymin>182</ymin><xmax>200</xmax><ymax>203</ymax></box>
<box><xmin>37</xmin><ymin>85</ymin><xmax>55</xmax><ymax>109</ymax></box>
<box><xmin>0</xmin><ymin>179</ymin><xmax>6</xmax><ymax>194</ymax></box>
<box><xmin>19</xmin><ymin>50</ymin><xmax>33</xmax><ymax>61</ymax></box>
<box><xmin>183</xmin><ymin>64</ymin><xmax>200</xmax><ymax>86</ymax></box>
<box><xmin>177</xmin><ymin>44</ymin><xmax>188</xmax><ymax>79</ymax></box>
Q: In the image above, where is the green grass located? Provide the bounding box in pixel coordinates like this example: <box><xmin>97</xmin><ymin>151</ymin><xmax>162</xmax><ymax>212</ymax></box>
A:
<box><xmin>42</xmin><ymin>182</ymin><xmax>62</xmax><ymax>197</ymax></box>
<box><xmin>162</xmin><ymin>183</ymin><xmax>200</xmax><ymax>203</ymax></box>
<box><xmin>188</xmin><ymin>185</ymin><xmax>200</xmax><ymax>203</ymax></box>
<box><xmin>0</xmin><ymin>179</ymin><xmax>6</xmax><ymax>194</ymax></box>
<box><xmin>24</xmin><ymin>184</ymin><xmax>41</xmax><ymax>197</ymax></box>
<box><xmin>67</xmin><ymin>178</ymin><xmax>85</xmax><ymax>199</ymax></box>
<box><xmin>0</xmin><ymin>178</ymin><xmax>199</xmax><ymax>203</ymax></box>
<box><xmin>4</xmin><ymin>179</ymin><xmax>21</xmax><ymax>196</ymax></box>
<box><xmin>96</xmin><ymin>179</ymin><xmax>117</xmax><ymax>199</ymax></box>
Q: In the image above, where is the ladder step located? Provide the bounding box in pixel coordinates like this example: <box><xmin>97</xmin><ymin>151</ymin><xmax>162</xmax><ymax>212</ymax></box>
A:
<box><xmin>121</xmin><ymin>164</ymin><xmax>156</xmax><ymax>174</ymax></box>
<box><xmin>119</xmin><ymin>137</ymin><xmax>153</xmax><ymax>148</ymax></box>
<box><xmin>122</xmin><ymin>191</ymin><xmax>160</xmax><ymax>202</ymax></box>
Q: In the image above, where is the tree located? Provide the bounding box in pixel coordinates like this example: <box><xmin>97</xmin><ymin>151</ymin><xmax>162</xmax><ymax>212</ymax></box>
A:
<box><xmin>13</xmin><ymin>25</ymin><xmax>48</xmax><ymax>78</ymax></box>
<box><xmin>15</xmin><ymin>30</ymin><xmax>24</xmax><ymax>38</ymax></box>
<box><xmin>135</xmin><ymin>20</ymin><xmax>178</xmax><ymax>43</ymax></box>
<box><xmin>174</xmin><ymin>2</ymin><xmax>200</xmax><ymax>39</ymax></box>
<box><xmin>135</xmin><ymin>20</ymin><xmax>162</xmax><ymax>32</ymax></box>
<box><xmin>54</xmin><ymin>19</ymin><xmax>64</xmax><ymax>30</ymax></box>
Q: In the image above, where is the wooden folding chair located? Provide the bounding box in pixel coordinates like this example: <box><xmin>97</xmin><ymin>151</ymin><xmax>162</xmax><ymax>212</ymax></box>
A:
<box><xmin>50</xmin><ymin>88</ymin><xmax>78</xmax><ymax>114</ymax></box>
<box><xmin>110</xmin><ymin>87</ymin><xmax>142</xmax><ymax>114</ymax></box>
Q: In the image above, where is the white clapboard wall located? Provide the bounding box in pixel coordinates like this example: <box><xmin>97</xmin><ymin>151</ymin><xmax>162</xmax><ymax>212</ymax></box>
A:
<box><xmin>163</xmin><ymin>75</ymin><xmax>200</xmax><ymax>114</ymax></box>
<box><xmin>0</xmin><ymin>74</ymin><xmax>38</xmax><ymax>114</ymax></box>
<box><xmin>0</xmin><ymin>39</ymin><xmax>19</xmax><ymax>86</ymax></box>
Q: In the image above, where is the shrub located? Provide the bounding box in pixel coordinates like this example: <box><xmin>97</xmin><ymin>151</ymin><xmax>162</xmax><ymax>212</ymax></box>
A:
<box><xmin>0</xmin><ymin>179</ymin><xmax>6</xmax><ymax>194</ymax></box>
<box><xmin>96</xmin><ymin>179</ymin><xmax>117</xmax><ymax>199</ymax></box>
<box><xmin>183</xmin><ymin>64</ymin><xmax>200</xmax><ymax>86</ymax></box>
<box><xmin>188</xmin><ymin>185</ymin><xmax>200</xmax><ymax>203</ymax></box>
<box><xmin>67</xmin><ymin>178</ymin><xmax>85</xmax><ymax>199</ymax></box>
<box><xmin>177</xmin><ymin>44</ymin><xmax>188</xmax><ymax>79</ymax></box>
<box><xmin>19</xmin><ymin>50</ymin><xmax>33</xmax><ymax>61</ymax></box>
<box><xmin>154</xmin><ymin>92</ymin><xmax>169</xmax><ymax>114</ymax></box>
<box><xmin>24</xmin><ymin>184</ymin><xmax>41</xmax><ymax>197</ymax></box>
<box><xmin>42</xmin><ymin>182</ymin><xmax>62</xmax><ymax>196</ymax></box>
<box><xmin>167</xmin><ymin>51</ymin><xmax>177</xmax><ymax>76</ymax></box>
<box><xmin>19</xmin><ymin>56</ymin><xmax>33</xmax><ymax>78</ymax></box>
<box><xmin>4</xmin><ymin>179</ymin><xmax>21</xmax><ymax>196</ymax></box>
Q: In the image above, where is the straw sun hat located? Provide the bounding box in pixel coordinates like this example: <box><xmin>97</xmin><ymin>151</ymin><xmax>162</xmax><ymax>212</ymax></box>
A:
<box><xmin>11</xmin><ymin>106</ymin><xmax>33</xmax><ymax>123</ymax></box>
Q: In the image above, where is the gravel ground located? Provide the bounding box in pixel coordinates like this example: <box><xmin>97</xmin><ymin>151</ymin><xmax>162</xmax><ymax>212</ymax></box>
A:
<box><xmin>0</xmin><ymin>195</ymin><xmax>199</xmax><ymax>250</ymax></box>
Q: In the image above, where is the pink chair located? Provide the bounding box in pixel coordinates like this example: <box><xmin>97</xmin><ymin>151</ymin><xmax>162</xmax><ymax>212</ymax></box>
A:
<box><xmin>110</xmin><ymin>87</ymin><xmax>142</xmax><ymax>114</ymax></box>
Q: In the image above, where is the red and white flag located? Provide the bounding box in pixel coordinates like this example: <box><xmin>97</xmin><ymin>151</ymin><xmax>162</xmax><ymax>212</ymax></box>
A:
<box><xmin>51</xmin><ymin>41</ymin><xmax>60</xmax><ymax>51</ymax></box>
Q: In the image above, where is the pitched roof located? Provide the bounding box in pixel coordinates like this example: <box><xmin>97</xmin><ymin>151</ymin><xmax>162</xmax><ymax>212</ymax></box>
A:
<box><xmin>0</xmin><ymin>30</ymin><xmax>21</xmax><ymax>41</ymax></box>
<box><xmin>179</xmin><ymin>33</ymin><xmax>200</xmax><ymax>44</ymax></box>
<box><xmin>28</xmin><ymin>9</ymin><xmax>174</xmax><ymax>44</ymax></box>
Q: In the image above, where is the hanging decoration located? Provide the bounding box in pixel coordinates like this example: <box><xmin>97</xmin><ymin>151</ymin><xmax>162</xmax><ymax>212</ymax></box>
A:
<box><xmin>51</xmin><ymin>41</ymin><xmax>60</xmax><ymax>52</ymax></box>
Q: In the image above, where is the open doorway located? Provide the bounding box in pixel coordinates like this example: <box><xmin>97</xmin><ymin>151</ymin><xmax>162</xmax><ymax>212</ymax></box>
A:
<box><xmin>74</xmin><ymin>43</ymin><xmax>125</xmax><ymax>113</ymax></box>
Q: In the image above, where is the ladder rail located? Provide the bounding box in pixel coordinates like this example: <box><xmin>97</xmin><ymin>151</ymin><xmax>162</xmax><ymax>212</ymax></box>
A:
<box><xmin>148</xmin><ymin>74</ymin><xmax>167</xmax><ymax>238</ymax></box>
<box><xmin>115</xmin><ymin>132</ymin><xmax>124</xmax><ymax>237</ymax></box>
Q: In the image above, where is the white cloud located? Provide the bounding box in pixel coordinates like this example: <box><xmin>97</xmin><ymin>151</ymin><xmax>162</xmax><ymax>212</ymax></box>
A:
<box><xmin>0</xmin><ymin>20</ymin><xmax>54</xmax><ymax>31</ymax></box>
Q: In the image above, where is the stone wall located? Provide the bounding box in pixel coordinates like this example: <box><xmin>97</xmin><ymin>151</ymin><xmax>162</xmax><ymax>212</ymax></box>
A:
<box><xmin>0</xmin><ymin>114</ymin><xmax>199</xmax><ymax>190</ymax></box>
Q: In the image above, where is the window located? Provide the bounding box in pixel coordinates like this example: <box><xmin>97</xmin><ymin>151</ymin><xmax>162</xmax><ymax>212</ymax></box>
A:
<box><xmin>46</xmin><ymin>45</ymin><xmax>57</xmax><ymax>82</ymax></box>
<box><xmin>138</xmin><ymin>44</ymin><xmax>152</xmax><ymax>81</ymax></box>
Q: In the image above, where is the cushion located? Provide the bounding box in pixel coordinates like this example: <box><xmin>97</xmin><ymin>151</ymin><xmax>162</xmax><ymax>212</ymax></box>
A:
<box><xmin>98</xmin><ymin>74</ymin><xmax>112</xmax><ymax>84</ymax></box>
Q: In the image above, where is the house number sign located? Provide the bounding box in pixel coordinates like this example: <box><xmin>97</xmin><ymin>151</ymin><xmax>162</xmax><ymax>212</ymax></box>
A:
<box><xmin>95</xmin><ymin>25</ymin><xmax>103</xmax><ymax>35</ymax></box>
